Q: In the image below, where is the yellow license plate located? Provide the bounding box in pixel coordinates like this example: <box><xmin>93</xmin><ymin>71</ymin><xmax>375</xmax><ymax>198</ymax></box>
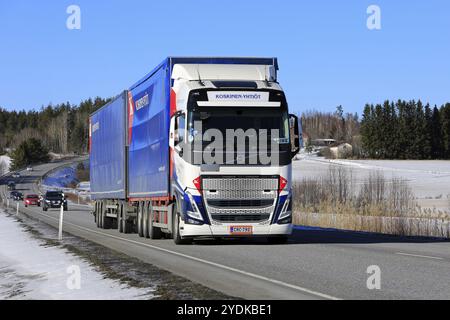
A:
<box><xmin>229</xmin><ymin>226</ymin><xmax>253</xmax><ymax>235</ymax></box>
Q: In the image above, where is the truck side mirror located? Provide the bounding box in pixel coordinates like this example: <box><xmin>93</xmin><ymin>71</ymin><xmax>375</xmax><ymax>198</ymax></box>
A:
<box><xmin>289</xmin><ymin>114</ymin><xmax>301</xmax><ymax>158</ymax></box>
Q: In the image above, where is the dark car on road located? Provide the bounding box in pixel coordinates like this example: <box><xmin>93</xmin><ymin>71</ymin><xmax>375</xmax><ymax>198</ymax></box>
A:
<box><xmin>9</xmin><ymin>191</ymin><xmax>18</xmax><ymax>199</ymax></box>
<box><xmin>42</xmin><ymin>191</ymin><xmax>68</xmax><ymax>211</ymax></box>
<box><xmin>7</xmin><ymin>181</ymin><xmax>16</xmax><ymax>190</ymax></box>
<box><xmin>10</xmin><ymin>191</ymin><xmax>23</xmax><ymax>201</ymax></box>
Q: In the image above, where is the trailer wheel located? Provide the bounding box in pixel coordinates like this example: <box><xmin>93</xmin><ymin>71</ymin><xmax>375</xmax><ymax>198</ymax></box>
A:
<box><xmin>101</xmin><ymin>201</ymin><xmax>113</xmax><ymax>229</ymax></box>
<box><xmin>148</xmin><ymin>202</ymin><xmax>162</xmax><ymax>240</ymax></box>
<box><xmin>143</xmin><ymin>201</ymin><xmax>149</xmax><ymax>238</ymax></box>
<box><xmin>98</xmin><ymin>202</ymin><xmax>103</xmax><ymax>228</ymax></box>
<box><xmin>121</xmin><ymin>204</ymin><xmax>133</xmax><ymax>234</ymax></box>
<box><xmin>137</xmin><ymin>202</ymin><xmax>144</xmax><ymax>237</ymax></box>
<box><xmin>173</xmin><ymin>202</ymin><xmax>192</xmax><ymax>245</ymax></box>
<box><xmin>118</xmin><ymin>203</ymin><xmax>124</xmax><ymax>233</ymax></box>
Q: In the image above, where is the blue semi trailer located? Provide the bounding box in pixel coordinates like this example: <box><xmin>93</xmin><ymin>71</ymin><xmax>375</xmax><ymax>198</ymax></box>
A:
<box><xmin>90</xmin><ymin>57</ymin><xmax>301</xmax><ymax>244</ymax></box>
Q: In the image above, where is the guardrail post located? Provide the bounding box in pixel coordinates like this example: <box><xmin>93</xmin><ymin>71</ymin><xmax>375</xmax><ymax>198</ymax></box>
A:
<box><xmin>58</xmin><ymin>202</ymin><xmax>64</xmax><ymax>241</ymax></box>
<box><xmin>16</xmin><ymin>202</ymin><xmax>19</xmax><ymax>215</ymax></box>
<box><xmin>7</xmin><ymin>198</ymin><xmax>9</xmax><ymax>208</ymax></box>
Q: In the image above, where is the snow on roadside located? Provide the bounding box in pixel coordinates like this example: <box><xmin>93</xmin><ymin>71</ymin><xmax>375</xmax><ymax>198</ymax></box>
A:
<box><xmin>0</xmin><ymin>210</ymin><xmax>153</xmax><ymax>300</ymax></box>
<box><xmin>0</xmin><ymin>155</ymin><xmax>11</xmax><ymax>175</ymax></box>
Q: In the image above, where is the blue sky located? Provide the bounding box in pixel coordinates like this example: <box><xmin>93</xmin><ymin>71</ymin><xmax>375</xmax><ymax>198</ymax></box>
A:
<box><xmin>0</xmin><ymin>0</ymin><xmax>449</xmax><ymax>114</ymax></box>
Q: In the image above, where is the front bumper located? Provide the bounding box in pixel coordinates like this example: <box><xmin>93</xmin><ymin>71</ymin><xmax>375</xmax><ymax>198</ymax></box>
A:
<box><xmin>181</xmin><ymin>222</ymin><xmax>293</xmax><ymax>238</ymax></box>
<box><xmin>45</xmin><ymin>202</ymin><xmax>66</xmax><ymax>208</ymax></box>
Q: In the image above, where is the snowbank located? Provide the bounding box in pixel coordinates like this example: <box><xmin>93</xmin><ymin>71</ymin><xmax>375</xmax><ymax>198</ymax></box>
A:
<box><xmin>0</xmin><ymin>210</ymin><xmax>152</xmax><ymax>300</ymax></box>
<box><xmin>0</xmin><ymin>155</ymin><xmax>11</xmax><ymax>175</ymax></box>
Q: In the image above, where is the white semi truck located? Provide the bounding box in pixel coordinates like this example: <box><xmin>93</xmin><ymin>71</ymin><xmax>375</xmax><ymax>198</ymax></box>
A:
<box><xmin>90</xmin><ymin>57</ymin><xmax>301</xmax><ymax>244</ymax></box>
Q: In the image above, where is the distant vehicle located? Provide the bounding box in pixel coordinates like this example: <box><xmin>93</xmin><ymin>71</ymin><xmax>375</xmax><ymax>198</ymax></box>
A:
<box><xmin>12</xmin><ymin>191</ymin><xmax>23</xmax><ymax>201</ymax></box>
<box><xmin>9</xmin><ymin>191</ymin><xmax>18</xmax><ymax>199</ymax></box>
<box><xmin>42</xmin><ymin>191</ymin><xmax>67</xmax><ymax>211</ymax></box>
<box><xmin>24</xmin><ymin>194</ymin><xmax>40</xmax><ymax>207</ymax></box>
<box><xmin>12</xmin><ymin>172</ymin><xmax>20</xmax><ymax>178</ymax></box>
<box><xmin>7</xmin><ymin>181</ymin><xmax>16</xmax><ymax>190</ymax></box>
<box><xmin>26</xmin><ymin>167</ymin><xmax>33</xmax><ymax>171</ymax></box>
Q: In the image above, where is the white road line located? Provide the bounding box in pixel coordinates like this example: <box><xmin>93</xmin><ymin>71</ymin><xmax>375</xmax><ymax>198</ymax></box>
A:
<box><xmin>395</xmin><ymin>252</ymin><xmax>444</xmax><ymax>260</ymax></box>
<box><xmin>18</xmin><ymin>207</ymin><xmax>340</xmax><ymax>301</ymax></box>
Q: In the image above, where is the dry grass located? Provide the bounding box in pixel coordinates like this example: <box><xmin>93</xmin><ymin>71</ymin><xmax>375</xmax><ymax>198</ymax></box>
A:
<box><xmin>293</xmin><ymin>166</ymin><xmax>450</xmax><ymax>238</ymax></box>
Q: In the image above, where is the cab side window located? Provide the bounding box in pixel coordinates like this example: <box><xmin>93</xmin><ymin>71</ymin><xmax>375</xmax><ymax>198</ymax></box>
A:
<box><xmin>176</xmin><ymin>114</ymin><xmax>185</xmax><ymax>145</ymax></box>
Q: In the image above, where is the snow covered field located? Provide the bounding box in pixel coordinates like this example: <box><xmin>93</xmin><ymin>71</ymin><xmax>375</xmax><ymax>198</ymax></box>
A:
<box><xmin>0</xmin><ymin>210</ymin><xmax>152</xmax><ymax>300</ymax></box>
<box><xmin>293</xmin><ymin>155</ymin><xmax>450</xmax><ymax>211</ymax></box>
<box><xmin>0</xmin><ymin>155</ymin><xmax>11</xmax><ymax>175</ymax></box>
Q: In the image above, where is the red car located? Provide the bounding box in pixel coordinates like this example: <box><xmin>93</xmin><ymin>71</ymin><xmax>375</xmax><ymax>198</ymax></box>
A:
<box><xmin>24</xmin><ymin>194</ymin><xmax>40</xmax><ymax>207</ymax></box>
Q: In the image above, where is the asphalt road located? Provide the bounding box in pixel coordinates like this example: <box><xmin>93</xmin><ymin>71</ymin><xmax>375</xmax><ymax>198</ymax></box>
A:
<box><xmin>1</xmin><ymin>159</ymin><xmax>449</xmax><ymax>300</ymax></box>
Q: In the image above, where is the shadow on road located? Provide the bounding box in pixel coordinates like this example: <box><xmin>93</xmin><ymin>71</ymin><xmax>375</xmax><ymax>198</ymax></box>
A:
<box><xmin>193</xmin><ymin>227</ymin><xmax>450</xmax><ymax>246</ymax></box>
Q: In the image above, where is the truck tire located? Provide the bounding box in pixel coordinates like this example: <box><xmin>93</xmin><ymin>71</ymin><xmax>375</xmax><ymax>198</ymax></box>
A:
<box><xmin>143</xmin><ymin>201</ymin><xmax>149</xmax><ymax>238</ymax></box>
<box><xmin>96</xmin><ymin>202</ymin><xmax>101</xmax><ymax>228</ymax></box>
<box><xmin>101</xmin><ymin>201</ymin><xmax>113</xmax><ymax>229</ymax></box>
<box><xmin>148</xmin><ymin>202</ymin><xmax>162</xmax><ymax>239</ymax></box>
<box><xmin>121</xmin><ymin>205</ymin><xmax>133</xmax><ymax>234</ymax></box>
<box><xmin>99</xmin><ymin>202</ymin><xmax>103</xmax><ymax>228</ymax></box>
<box><xmin>173</xmin><ymin>202</ymin><xmax>192</xmax><ymax>245</ymax></box>
<box><xmin>137</xmin><ymin>202</ymin><xmax>144</xmax><ymax>237</ymax></box>
<box><xmin>118</xmin><ymin>203</ymin><xmax>124</xmax><ymax>233</ymax></box>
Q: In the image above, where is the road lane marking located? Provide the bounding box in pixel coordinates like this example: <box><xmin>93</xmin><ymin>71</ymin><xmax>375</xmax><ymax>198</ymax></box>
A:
<box><xmin>395</xmin><ymin>252</ymin><xmax>444</xmax><ymax>260</ymax></box>
<box><xmin>14</xmin><ymin>206</ymin><xmax>340</xmax><ymax>301</ymax></box>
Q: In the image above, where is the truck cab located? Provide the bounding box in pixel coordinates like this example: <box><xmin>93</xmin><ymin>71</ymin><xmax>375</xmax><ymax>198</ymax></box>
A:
<box><xmin>168</xmin><ymin>63</ymin><xmax>300</xmax><ymax>243</ymax></box>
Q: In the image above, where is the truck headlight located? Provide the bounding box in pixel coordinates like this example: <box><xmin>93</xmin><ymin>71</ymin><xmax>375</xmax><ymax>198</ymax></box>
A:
<box><xmin>185</xmin><ymin>192</ymin><xmax>203</xmax><ymax>222</ymax></box>
<box><xmin>278</xmin><ymin>195</ymin><xmax>292</xmax><ymax>224</ymax></box>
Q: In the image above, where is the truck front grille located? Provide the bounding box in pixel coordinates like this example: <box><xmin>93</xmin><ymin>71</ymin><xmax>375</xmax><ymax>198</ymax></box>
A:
<box><xmin>207</xmin><ymin>199</ymin><xmax>274</xmax><ymax>208</ymax></box>
<box><xmin>213</xmin><ymin>214</ymin><xmax>271</xmax><ymax>222</ymax></box>
<box><xmin>202</xmin><ymin>176</ymin><xmax>278</xmax><ymax>223</ymax></box>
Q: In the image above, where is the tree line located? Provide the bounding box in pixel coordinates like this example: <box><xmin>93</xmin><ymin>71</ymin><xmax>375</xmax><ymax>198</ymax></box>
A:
<box><xmin>361</xmin><ymin>100</ymin><xmax>450</xmax><ymax>159</ymax></box>
<box><xmin>301</xmin><ymin>106</ymin><xmax>360</xmax><ymax>142</ymax></box>
<box><xmin>0</xmin><ymin>97</ymin><xmax>110</xmax><ymax>155</ymax></box>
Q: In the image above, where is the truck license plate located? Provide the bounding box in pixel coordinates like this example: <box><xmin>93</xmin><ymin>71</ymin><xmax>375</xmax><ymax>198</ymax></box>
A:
<box><xmin>230</xmin><ymin>226</ymin><xmax>253</xmax><ymax>235</ymax></box>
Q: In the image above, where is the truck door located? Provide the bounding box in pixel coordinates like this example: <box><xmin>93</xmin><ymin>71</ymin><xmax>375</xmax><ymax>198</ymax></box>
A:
<box><xmin>170</xmin><ymin>112</ymin><xmax>187</xmax><ymax>190</ymax></box>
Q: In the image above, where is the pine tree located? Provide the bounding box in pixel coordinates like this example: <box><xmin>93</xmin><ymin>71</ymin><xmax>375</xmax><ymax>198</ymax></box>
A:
<box><xmin>431</xmin><ymin>106</ymin><xmax>444</xmax><ymax>158</ymax></box>
<box><xmin>440</xmin><ymin>103</ymin><xmax>450</xmax><ymax>158</ymax></box>
<box><xmin>361</xmin><ymin>104</ymin><xmax>374</xmax><ymax>157</ymax></box>
<box><xmin>423</xmin><ymin>104</ymin><xmax>433</xmax><ymax>159</ymax></box>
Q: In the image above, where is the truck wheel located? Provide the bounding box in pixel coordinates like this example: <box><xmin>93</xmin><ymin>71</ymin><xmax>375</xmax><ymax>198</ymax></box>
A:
<box><xmin>137</xmin><ymin>202</ymin><xmax>144</xmax><ymax>237</ymax></box>
<box><xmin>148</xmin><ymin>203</ymin><xmax>162</xmax><ymax>240</ymax></box>
<box><xmin>118</xmin><ymin>203</ymin><xmax>124</xmax><ymax>233</ymax></box>
<box><xmin>95</xmin><ymin>202</ymin><xmax>100</xmax><ymax>228</ymax></box>
<box><xmin>123</xmin><ymin>217</ymin><xmax>132</xmax><ymax>234</ymax></box>
<box><xmin>173</xmin><ymin>203</ymin><xmax>192</xmax><ymax>245</ymax></box>
<box><xmin>99</xmin><ymin>202</ymin><xmax>103</xmax><ymax>228</ymax></box>
<box><xmin>143</xmin><ymin>201</ymin><xmax>149</xmax><ymax>238</ymax></box>
<box><xmin>101</xmin><ymin>201</ymin><xmax>113</xmax><ymax>229</ymax></box>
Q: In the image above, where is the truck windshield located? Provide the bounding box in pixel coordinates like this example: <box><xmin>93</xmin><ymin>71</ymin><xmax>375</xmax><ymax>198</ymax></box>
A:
<box><xmin>187</xmin><ymin>107</ymin><xmax>290</xmax><ymax>145</ymax></box>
